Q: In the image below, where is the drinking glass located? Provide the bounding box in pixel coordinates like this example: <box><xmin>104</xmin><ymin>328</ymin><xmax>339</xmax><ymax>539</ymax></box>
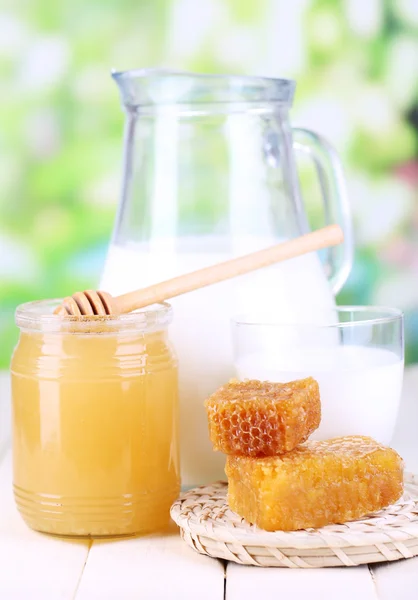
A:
<box><xmin>232</xmin><ymin>306</ymin><xmax>404</xmax><ymax>444</ymax></box>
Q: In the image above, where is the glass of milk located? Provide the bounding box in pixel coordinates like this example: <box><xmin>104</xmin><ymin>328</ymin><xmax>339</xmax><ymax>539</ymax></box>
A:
<box><xmin>232</xmin><ymin>306</ymin><xmax>404</xmax><ymax>445</ymax></box>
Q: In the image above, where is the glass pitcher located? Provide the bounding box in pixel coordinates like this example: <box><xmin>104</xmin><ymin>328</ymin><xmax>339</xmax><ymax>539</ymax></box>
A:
<box><xmin>101</xmin><ymin>69</ymin><xmax>353</xmax><ymax>486</ymax></box>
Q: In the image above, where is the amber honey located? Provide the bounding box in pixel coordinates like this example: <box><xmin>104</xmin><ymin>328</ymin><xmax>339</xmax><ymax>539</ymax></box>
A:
<box><xmin>11</xmin><ymin>300</ymin><xmax>179</xmax><ymax>537</ymax></box>
<box><xmin>205</xmin><ymin>378</ymin><xmax>320</xmax><ymax>456</ymax></box>
<box><xmin>226</xmin><ymin>436</ymin><xmax>404</xmax><ymax>531</ymax></box>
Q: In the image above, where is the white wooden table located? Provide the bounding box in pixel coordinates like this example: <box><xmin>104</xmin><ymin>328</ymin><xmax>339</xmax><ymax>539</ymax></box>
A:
<box><xmin>1</xmin><ymin>369</ymin><xmax>417</xmax><ymax>600</ymax></box>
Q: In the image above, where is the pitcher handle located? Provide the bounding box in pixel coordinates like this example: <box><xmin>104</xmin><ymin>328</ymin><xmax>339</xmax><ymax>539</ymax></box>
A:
<box><xmin>292</xmin><ymin>127</ymin><xmax>353</xmax><ymax>295</ymax></box>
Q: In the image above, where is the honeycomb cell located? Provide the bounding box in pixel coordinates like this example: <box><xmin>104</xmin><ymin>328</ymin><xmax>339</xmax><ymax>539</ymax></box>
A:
<box><xmin>204</xmin><ymin>378</ymin><xmax>320</xmax><ymax>457</ymax></box>
<box><xmin>226</xmin><ymin>436</ymin><xmax>404</xmax><ymax>531</ymax></box>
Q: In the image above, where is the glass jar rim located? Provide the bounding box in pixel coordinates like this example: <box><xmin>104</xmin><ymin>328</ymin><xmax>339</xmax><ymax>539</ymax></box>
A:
<box><xmin>15</xmin><ymin>299</ymin><xmax>173</xmax><ymax>334</ymax></box>
<box><xmin>232</xmin><ymin>305</ymin><xmax>404</xmax><ymax>329</ymax></box>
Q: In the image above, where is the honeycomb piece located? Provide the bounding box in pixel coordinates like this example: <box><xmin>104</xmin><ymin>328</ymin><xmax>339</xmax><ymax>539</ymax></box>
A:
<box><xmin>205</xmin><ymin>378</ymin><xmax>320</xmax><ymax>457</ymax></box>
<box><xmin>226</xmin><ymin>436</ymin><xmax>404</xmax><ymax>531</ymax></box>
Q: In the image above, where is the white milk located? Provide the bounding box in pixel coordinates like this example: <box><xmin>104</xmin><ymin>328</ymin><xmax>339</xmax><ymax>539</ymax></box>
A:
<box><xmin>235</xmin><ymin>346</ymin><xmax>404</xmax><ymax>445</ymax></box>
<box><xmin>100</xmin><ymin>240</ymin><xmax>336</xmax><ymax>485</ymax></box>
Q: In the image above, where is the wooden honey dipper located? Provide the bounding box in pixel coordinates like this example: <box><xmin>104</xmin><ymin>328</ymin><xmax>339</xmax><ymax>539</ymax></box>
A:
<box><xmin>54</xmin><ymin>224</ymin><xmax>343</xmax><ymax>316</ymax></box>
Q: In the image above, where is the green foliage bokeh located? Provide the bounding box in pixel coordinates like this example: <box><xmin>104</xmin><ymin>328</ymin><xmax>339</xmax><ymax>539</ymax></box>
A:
<box><xmin>1</xmin><ymin>0</ymin><xmax>417</xmax><ymax>365</ymax></box>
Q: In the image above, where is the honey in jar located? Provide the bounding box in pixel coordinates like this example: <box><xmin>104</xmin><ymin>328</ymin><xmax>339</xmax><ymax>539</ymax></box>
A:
<box><xmin>11</xmin><ymin>300</ymin><xmax>179</xmax><ymax>537</ymax></box>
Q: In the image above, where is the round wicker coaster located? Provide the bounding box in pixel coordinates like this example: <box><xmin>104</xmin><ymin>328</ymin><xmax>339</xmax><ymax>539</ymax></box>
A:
<box><xmin>170</xmin><ymin>474</ymin><xmax>418</xmax><ymax>568</ymax></box>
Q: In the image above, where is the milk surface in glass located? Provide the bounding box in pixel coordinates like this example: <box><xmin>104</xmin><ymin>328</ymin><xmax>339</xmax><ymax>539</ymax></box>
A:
<box><xmin>235</xmin><ymin>346</ymin><xmax>403</xmax><ymax>445</ymax></box>
<box><xmin>100</xmin><ymin>238</ymin><xmax>336</xmax><ymax>485</ymax></box>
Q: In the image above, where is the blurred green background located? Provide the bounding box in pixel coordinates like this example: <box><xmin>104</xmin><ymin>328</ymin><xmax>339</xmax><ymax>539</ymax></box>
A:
<box><xmin>1</xmin><ymin>0</ymin><xmax>417</xmax><ymax>366</ymax></box>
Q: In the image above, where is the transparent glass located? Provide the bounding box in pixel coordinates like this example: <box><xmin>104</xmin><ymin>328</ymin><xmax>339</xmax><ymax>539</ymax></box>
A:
<box><xmin>110</xmin><ymin>69</ymin><xmax>352</xmax><ymax>286</ymax></box>
<box><xmin>233</xmin><ymin>307</ymin><xmax>404</xmax><ymax>445</ymax></box>
<box><xmin>101</xmin><ymin>69</ymin><xmax>353</xmax><ymax>485</ymax></box>
<box><xmin>10</xmin><ymin>300</ymin><xmax>179</xmax><ymax>537</ymax></box>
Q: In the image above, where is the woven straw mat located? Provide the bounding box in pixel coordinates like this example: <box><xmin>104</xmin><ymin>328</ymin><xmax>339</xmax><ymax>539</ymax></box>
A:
<box><xmin>170</xmin><ymin>474</ymin><xmax>418</xmax><ymax>568</ymax></box>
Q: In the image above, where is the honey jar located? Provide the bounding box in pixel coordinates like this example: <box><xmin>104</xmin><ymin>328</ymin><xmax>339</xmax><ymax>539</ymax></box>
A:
<box><xmin>10</xmin><ymin>300</ymin><xmax>180</xmax><ymax>537</ymax></box>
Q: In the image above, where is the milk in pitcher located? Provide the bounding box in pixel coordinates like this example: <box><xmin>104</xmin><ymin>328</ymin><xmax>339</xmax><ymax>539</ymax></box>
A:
<box><xmin>100</xmin><ymin>238</ymin><xmax>336</xmax><ymax>485</ymax></box>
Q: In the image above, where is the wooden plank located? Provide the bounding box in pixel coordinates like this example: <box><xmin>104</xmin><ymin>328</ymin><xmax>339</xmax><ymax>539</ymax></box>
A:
<box><xmin>76</xmin><ymin>525</ymin><xmax>225</xmax><ymax>600</ymax></box>
<box><xmin>226</xmin><ymin>563</ymin><xmax>378</xmax><ymax>600</ymax></box>
<box><xmin>371</xmin><ymin>557</ymin><xmax>418</xmax><ymax>600</ymax></box>
<box><xmin>0</xmin><ymin>451</ymin><xmax>90</xmax><ymax>600</ymax></box>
